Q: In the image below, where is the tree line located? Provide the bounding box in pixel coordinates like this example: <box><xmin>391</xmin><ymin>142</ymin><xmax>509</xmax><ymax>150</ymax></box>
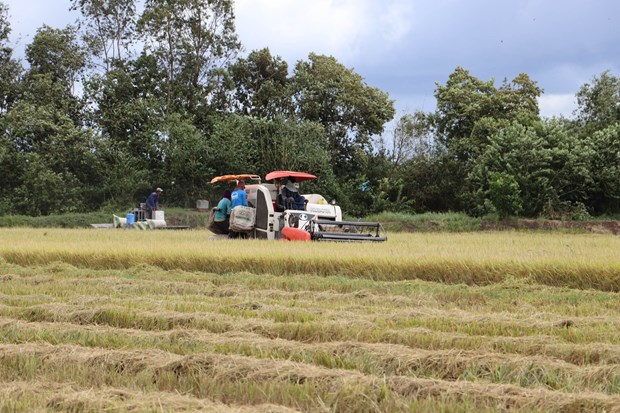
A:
<box><xmin>0</xmin><ymin>0</ymin><xmax>618</xmax><ymax>219</ymax></box>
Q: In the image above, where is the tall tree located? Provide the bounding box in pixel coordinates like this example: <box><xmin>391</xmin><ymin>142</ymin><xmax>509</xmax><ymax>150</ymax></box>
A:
<box><xmin>0</xmin><ymin>2</ymin><xmax>8</xmax><ymax>49</ymax></box>
<box><xmin>0</xmin><ymin>24</ymin><xmax>102</xmax><ymax>215</ymax></box>
<box><xmin>586</xmin><ymin>122</ymin><xmax>620</xmax><ymax>214</ymax></box>
<box><xmin>291</xmin><ymin>53</ymin><xmax>395</xmax><ymax>176</ymax></box>
<box><xmin>229</xmin><ymin>48</ymin><xmax>291</xmax><ymax>118</ymax></box>
<box><xmin>71</xmin><ymin>0</ymin><xmax>138</xmax><ymax>70</ymax></box>
<box><xmin>22</xmin><ymin>25</ymin><xmax>87</xmax><ymax>125</ymax></box>
<box><xmin>138</xmin><ymin>0</ymin><xmax>241</xmax><ymax>113</ymax></box>
<box><xmin>389</xmin><ymin>111</ymin><xmax>435</xmax><ymax>165</ymax></box>
<box><xmin>434</xmin><ymin>67</ymin><xmax>542</xmax><ymax>163</ymax></box>
<box><xmin>0</xmin><ymin>1</ymin><xmax>22</xmax><ymax>114</ymax></box>
<box><xmin>83</xmin><ymin>53</ymin><xmax>168</xmax><ymax>206</ymax></box>
<box><xmin>575</xmin><ymin>70</ymin><xmax>620</xmax><ymax>132</ymax></box>
<box><xmin>26</xmin><ymin>25</ymin><xmax>86</xmax><ymax>87</ymax></box>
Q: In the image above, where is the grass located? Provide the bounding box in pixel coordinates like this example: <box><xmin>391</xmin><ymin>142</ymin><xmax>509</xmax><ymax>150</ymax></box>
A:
<box><xmin>0</xmin><ymin>208</ymin><xmax>211</xmax><ymax>229</ymax></box>
<box><xmin>364</xmin><ymin>211</ymin><xmax>482</xmax><ymax>232</ymax></box>
<box><xmin>0</xmin><ymin>229</ymin><xmax>620</xmax><ymax>411</ymax></box>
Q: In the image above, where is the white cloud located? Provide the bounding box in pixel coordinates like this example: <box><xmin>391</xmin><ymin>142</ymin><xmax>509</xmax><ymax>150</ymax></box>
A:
<box><xmin>235</xmin><ymin>0</ymin><xmax>368</xmax><ymax>62</ymax></box>
<box><xmin>234</xmin><ymin>0</ymin><xmax>413</xmax><ymax>64</ymax></box>
<box><xmin>2</xmin><ymin>0</ymin><xmax>613</xmax><ymax>123</ymax></box>
<box><xmin>378</xmin><ymin>0</ymin><xmax>413</xmax><ymax>44</ymax></box>
<box><xmin>538</xmin><ymin>93</ymin><xmax>577</xmax><ymax>118</ymax></box>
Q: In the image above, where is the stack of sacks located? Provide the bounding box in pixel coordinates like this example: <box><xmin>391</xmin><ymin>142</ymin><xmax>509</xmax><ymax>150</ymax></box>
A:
<box><xmin>146</xmin><ymin>219</ymin><xmax>167</xmax><ymax>229</ymax></box>
<box><xmin>113</xmin><ymin>214</ymin><xmax>127</xmax><ymax>228</ymax></box>
<box><xmin>133</xmin><ymin>221</ymin><xmax>148</xmax><ymax>230</ymax></box>
<box><xmin>229</xmin><ymin>206</ymin><xmax>255</xmax><ymax>233</ymax></box>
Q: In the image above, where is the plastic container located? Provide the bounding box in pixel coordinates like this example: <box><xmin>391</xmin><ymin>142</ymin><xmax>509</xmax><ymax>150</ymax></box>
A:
<box><xmin>126</xmin><ymin>213</ymin><xmax>135</xmax><ymax>225</ymax></box>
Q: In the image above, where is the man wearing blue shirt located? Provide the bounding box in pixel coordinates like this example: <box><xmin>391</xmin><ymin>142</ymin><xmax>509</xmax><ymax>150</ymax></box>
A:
<box><xmin>231</xmin><ymin>181</ymin><xmax>247</xmax><ymax>208</ymax></box>
<box><xmin>145</xmin><ymin>187</ymin><xmax>163</xmax><ymax>219</ymax></box>
<box><xmin>229</xmin><ymin>181</ymin><xmax>248</xmax><ymax>238</ymax></box>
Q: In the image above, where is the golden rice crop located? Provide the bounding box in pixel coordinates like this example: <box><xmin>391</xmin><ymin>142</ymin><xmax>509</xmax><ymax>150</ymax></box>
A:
<box><xmin>0</xmin><ymin>228</ymin><xmax>619</xmax><ymax>290</ymax></box>
<box><xmin>1</xmin><ymin>228</ymin><xmax>620</xmax><ymax>412</ymax></box>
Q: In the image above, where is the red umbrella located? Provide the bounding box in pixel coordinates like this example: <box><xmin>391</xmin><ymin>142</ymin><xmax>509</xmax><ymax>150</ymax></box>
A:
<box><xmin>265</xmin><ymin>171</ymin><xmax>316</xmax><ymax>182</ymax></box>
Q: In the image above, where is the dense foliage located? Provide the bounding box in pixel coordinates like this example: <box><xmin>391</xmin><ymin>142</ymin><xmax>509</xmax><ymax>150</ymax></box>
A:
<box><xmin>0</xmin><ymin>0</ymin><xmax>618</xmax><ymax>218</ymax></box>
<box><xmin>382</xmin><ymin>68</ymin><xmax>620</xmax><ymax>219</ymax></box>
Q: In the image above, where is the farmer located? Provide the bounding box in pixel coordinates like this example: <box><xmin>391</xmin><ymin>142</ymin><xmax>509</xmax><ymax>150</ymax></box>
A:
<box><xmin>229</xmin><ymin>181</ymin><xmax>248</xmax><ymax>239</ymax></box>
<box><xmin>144</xmin><ymin>187</ymin><xmax>163</xmax><ymax>219</ymax></box>
<box><xmin>212</xmin><ymin>189</ymin><xmax>232</xmax><ymax>234</ymax></box>
<box><xmin>230</xmin><ymin>181</ymin><xmax>247</xmax><ymax>208</ymax></box>
<box><xmin>282</xmin><ymin>177</ymin><xmax>306</xmax><ymax>210</ymax></box>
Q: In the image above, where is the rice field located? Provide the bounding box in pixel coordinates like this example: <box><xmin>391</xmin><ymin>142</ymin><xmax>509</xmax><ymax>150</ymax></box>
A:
<box><xmin>1</xmin><ymin>228</ymin><xmax>620</xmax><ymax>412</ymax></box>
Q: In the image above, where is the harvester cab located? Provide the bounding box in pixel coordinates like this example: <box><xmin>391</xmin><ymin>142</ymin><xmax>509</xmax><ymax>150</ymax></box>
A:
<box><xmin>209</xmin><ymin>171</ymin><xmax>387</xmax><ymax>242</ymax></box>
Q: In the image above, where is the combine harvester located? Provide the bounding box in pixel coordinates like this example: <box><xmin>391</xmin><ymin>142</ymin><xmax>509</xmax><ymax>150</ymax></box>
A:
<box><xmin>209</xmin><ymin>171</ymin><xmax>387</xmax><ymax>242</ymax></box>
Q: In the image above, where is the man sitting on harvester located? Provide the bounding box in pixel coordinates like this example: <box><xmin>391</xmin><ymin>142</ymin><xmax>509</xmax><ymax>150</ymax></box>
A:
<box><xmin>281</xmin><ymin>177</ymin><xmax>306</xmax><ymax>210</ymax></box>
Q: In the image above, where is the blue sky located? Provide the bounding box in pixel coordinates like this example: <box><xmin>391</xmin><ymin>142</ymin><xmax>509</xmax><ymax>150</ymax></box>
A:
<box><xmin>4</xmin><ymin>0</ymin><xmax>619</xmax><ymax>120</ymax></box>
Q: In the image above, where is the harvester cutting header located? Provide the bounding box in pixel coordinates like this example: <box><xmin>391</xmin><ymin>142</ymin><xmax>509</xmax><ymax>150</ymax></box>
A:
<box><xmin>209</xmin><ymin>171</ymin><xmax>387</xmax><ymax>242</ymax></box>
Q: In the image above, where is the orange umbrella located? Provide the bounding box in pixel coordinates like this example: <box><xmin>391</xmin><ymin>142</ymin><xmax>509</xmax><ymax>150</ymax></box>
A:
<box><xmin>209</xmin><ymin>174</ymin><xmax>261</xmax><ymax>184</ymax></box>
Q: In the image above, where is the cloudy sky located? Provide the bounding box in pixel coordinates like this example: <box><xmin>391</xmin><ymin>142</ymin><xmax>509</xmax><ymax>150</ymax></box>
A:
<box><xmin>3</xmin><ymin>0</ymin><xmax>619</xmax><ymax>119</ymax></box>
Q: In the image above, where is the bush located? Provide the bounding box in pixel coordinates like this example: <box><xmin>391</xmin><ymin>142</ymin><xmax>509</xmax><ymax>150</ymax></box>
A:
<box><xmin>0</xmin><ymin>212</ymin><xmax>112</xmax><ymax>228</ymax></box>
<box><xmin>363</xmin><ymin>211</ymin><xmax>481</xmax><ymax>232</ymax></box>
<box><xmin>486</xmin><ymin>172</ymin><xmax>523</xmax><ymax>219</ymax></box>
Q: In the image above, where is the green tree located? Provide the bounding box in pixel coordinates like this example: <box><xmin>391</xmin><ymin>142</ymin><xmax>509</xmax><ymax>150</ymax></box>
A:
<box><xmin>586</xmin><ymin>123</ymin><xmax>620</xmax><ymax>214</ymax></box>
<box><xmin>71</xmin><ymin>0</ymin><xmax>138</xmax><ymax>70</ymax></box>
<box><xmin>434</xmin><ymin>67</ymin><xmax>542</xmax><ymax>163</ymax></box>
<box><xmin>205</xmin><ymin>114</ymin><xmax>331</xmax><ymax>179</ymax></box>
<box><xmin>291</xmin><ymin>53</ymin><xmax>395</xmax><ymax>176</ymax></box>
<box><xmin>470</xmin><ymin>120</ymin><xmax>593</xmax><ymax>217</ymax></box>
<box><xmin>486</xmin><ymin>172</ymin><xmax>523</xmax><ymax>218</ymax></box>
<box><xmin>0</xmin><ymin>129</ymin><xmax>22</xmax><ymax>213</ymax></box>
<box><xmin>83</xmin><ymin>55</ymin><xmax>168</xmax><ymax>206</ymax></box>
<box><xmin>161</xmin><ymin>113</ymin><xmax>214</xmax><ymax>207</ymax></box>
<box><xmin>138</xmin><ymin>0</ymin><xmax>241</xmax><ymax>113</ymax></box>
<box><xmin>3</xmin><ymin>102</ymin><xmax>102</xmax><ymax>214</ymax></box>
<box><xmin>0</xmin><ymin>3</ymin><xmax>23</xmax><ymax>212</ymax></box>
<box><xmin>575</xmin><ymin>70</ymin><xmax>620</xmax><ymax>132</ymax></box>
<box><xmin>23</xmin><ymin>25</ymin><xmax>87</xmax><ymax>123</ymax></box>
<box><xmin>0</xmin><ymin>2</ymin><xmax>22</xmax><ymax>115</ymax></box>
<box><xmin>409</xmin><ymin>67</ymin><xmax>543</xmax><ymax>212</ymax></box>
<box><xmin>570</xmin><ymin>70</ymin><xmax>620</xmax><ymax>215</ymax></box>
<box><xmin>0</xmin><ymin>2</ymin><xmax>8</xmax><ymax>48</ymax></box>
<box><xmin>388</xmin><ymin>111</ymin><xmax>435</xmax><ymax>165</ymax></box>
<box><xmin>85</xmin><ymin>55</ymin><xmax>166</xmax><ymax>161</ymax></box>
<box><xmin>229</xmin><ymin>48</ymin><xmax>291</xmax><ymax>118</ymax></box>
<box><xmin>26</xmin><ymin>25</ymin><xmax>87</xmax><ymax>87</ymax></box>
<box><xmin>1</xmin><ymin>25</ymin><xmax>103</xmax><ymax>215</ymax></box>
<box><xmin>398</xmin><ymin>151</ymin><xmax>465</xmax><ymax>213</ymax></box>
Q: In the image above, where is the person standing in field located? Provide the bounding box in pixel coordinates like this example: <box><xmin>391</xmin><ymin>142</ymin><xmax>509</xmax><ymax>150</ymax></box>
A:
<box><xmin>212</xmin><ymin>189</ymin><xmax>232</xmax><ymax>234</ymax></box>
<box><xmin>229</xmin><ymin>181</ymin><xmax>248</xmax><ymax>238</ymax></box>
<box><xmin>145</xmin><ymin>187</ymin><xmax>163</xmax><ymax>219</ymax></box>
